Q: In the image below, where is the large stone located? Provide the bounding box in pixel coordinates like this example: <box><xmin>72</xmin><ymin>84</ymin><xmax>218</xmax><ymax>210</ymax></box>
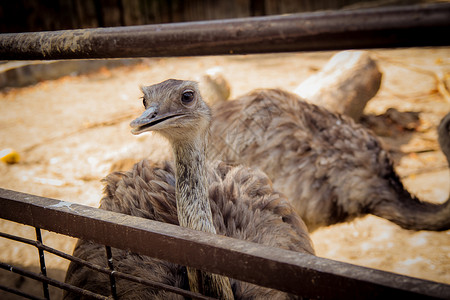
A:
<box><xmin>294</xmin><ymin>50</ymin><xmax>382</xmax><ymax>121</ymax></box>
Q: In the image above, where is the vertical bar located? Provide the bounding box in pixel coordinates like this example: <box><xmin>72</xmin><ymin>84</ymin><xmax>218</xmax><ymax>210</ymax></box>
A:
<box><xmin>35</xmin><ymin>227</ymin><xmax>50</xmax><ymax>300</ymax></box>
<box><xmin>105</xmin><ymin>246</ymin><xmax>117</xmax><ymax>299</ymax></box>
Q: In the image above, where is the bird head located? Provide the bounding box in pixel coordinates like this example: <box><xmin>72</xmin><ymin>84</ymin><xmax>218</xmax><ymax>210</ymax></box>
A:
<box><xmin>130</xmin><ymin>79</ymin><xmax>211</xmax><ymax>143</ymax></box>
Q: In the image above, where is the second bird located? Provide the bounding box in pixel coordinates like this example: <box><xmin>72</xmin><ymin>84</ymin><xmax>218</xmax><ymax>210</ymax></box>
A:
<box><xmin>209</xmin><ymin>88</ymin><xmax>450</xmax><ymax>232</ymax></box>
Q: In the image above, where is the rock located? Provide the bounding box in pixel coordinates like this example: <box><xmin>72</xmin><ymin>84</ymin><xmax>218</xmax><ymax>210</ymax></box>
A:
<box><xmin>294</xmin><ymin>50</ymin><xmax>382</xmax><ymax>121</ymax></box>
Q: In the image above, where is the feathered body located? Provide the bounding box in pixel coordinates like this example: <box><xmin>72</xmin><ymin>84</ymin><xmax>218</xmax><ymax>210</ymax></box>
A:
<box><xmin>64</xmin><ymin>160</ymin><xmax>313</xmax><ymax>299</ymax></box>
<box><xmin>64</xmin><ymin>80</ymin><xmax>314</xmax><ymax>299</ymax></box>
<box><xmin>209</xmin><ymin>89</ymin><xmax>450</xmax><ymax>232</ymax></box>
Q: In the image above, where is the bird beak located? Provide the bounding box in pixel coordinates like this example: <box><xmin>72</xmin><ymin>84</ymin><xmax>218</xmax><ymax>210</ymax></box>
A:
<box><xmin>130</xmin><ymin>105</ymin><xmax>185</xmax><ymax>135</ymax></box>
<box><xmin>130</xmin><ymin>105</ymin><xmax>158</xmax><ymax>135</ymax></box>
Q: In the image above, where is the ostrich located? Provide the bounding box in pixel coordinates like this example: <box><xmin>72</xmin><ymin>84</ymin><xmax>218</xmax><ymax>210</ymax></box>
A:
<box><xmin>208</xmin><ymin>88</ymin><xmax>450</xmax><ymax>232</ymax></box>
<box><xmin>64</xmin><ymin>79</ymin><xmax>314</xmax><ymax>299</ymax></box>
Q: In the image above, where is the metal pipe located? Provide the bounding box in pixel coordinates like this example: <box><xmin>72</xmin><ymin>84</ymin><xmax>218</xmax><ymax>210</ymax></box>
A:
<box><xmin>0</xmin><ymin>3</ymin><xmax>449</xmax><ymax>60</ymax></box>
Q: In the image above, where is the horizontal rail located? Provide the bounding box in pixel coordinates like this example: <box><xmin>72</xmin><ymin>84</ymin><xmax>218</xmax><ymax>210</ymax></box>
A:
<box><xmin>0</xmin><ymin>3</ymin><xmax>449</xmax><ymax>60</ymax></box>
<box><xmin>1</xmin><ymin>188</ymin><xmax>449</xmax><ymax>299</ymax></box>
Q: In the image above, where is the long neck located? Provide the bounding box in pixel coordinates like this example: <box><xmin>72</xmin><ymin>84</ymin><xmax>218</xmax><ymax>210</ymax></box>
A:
<box><xmin>371</xmin><ymin>170</ymin><xmax>450</xmax><ymax>231</ymax></box>
<box><xmin>173</xmin><ymin>134</ymin><xmax>215</xmax><ymax>233</ymax></box>
<box><xmin>172</xmin><ymin>133</ymin><xmax>234</xmax><ymax>300</ymax></box>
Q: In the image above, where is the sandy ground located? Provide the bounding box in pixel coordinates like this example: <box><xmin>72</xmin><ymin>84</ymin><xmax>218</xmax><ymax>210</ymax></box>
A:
<box><xmin>0</xmin><ymin>48</ymin><xmax>449</xmax><ymax>299</ymax></box>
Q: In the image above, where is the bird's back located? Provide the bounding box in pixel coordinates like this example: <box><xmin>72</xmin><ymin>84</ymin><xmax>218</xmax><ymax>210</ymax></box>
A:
<box><xmin>209</xmin><ymin>89</ymin><xmax>398</xmax><ymax>231</ymax></box>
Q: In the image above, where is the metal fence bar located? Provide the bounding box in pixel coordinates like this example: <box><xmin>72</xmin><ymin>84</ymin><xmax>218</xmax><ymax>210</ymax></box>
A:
<box><xmin>0</xmin><ymin>231</ymin><xmax>213</xmax><ymax>300</ymax></box>
<box><xmin>1</xmin><ymin>188</ymin><xmax>449</xmax><ymax>299</ymax></box>
<box><xmin>0</xmin><ymin>262</ymin><xmax>109</xmax><ymax>300</ymax></box>
<box><xmin>0</xmin><ymin>3</ymin><xmax>449</xmax><ymax>60</ymax></box>
<box><xmin>105</xmin><ymin>246</ymin><xmax>117</xmax><ymax>300</ymax></box>
<box><xmin>0</xmin><ymin>284</ymin><xmax>45</xmax><ymax>300</ymax></box>
<box><xmin>35</xmin><ymin>228</ymin><xmax>50</xmax><ymax>300</ymax></box>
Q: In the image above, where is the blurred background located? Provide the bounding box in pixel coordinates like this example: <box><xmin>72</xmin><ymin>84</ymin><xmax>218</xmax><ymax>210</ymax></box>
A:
<box><xmin>0</xmin><ymin>0</ymin><xmax>445</xmax><ymax>33</ymax></box>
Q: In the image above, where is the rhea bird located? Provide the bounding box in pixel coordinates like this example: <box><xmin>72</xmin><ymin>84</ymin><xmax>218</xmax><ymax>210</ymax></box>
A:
<box><xmin>64</xmin><ymin>79</ymin><xmax>314</xmax><ymax>299</ymax></box>
<box><xmin>208</xmin><ymin>89</ymin><xmax>450</xmax><ymax>232</ymax></box>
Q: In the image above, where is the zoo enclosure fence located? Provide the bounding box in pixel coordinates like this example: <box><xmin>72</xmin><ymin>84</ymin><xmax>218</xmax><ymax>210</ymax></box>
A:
<box><xmin>1</xmin><ymin>188</ymin><xmax>450</xmax><ymax>300</ymax></box>
<box><xmin>1</xmin><ymin>2</ymin><xmax>450</xmax><ymax>299</ymax></box>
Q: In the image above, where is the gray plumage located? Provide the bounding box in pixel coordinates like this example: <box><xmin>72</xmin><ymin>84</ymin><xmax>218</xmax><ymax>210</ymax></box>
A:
<box><xmin>64</xmin><ymin>80</ymin><xmax>314</xmax><ymax>299</ymax></box>
<box><xmin>208</xmin><ymin>88</ymin><xmax>450</xmax><ymax>232</ymax></box>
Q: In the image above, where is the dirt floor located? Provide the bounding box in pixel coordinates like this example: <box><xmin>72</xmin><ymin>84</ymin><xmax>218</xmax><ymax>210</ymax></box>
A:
<box><xmin>0</xmin><ymin>48</ymin><xmax>449</xmax><ymax>299</ymax></box>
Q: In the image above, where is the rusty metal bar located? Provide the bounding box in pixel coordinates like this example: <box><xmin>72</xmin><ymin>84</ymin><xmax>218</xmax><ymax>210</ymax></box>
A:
<box><xmin>0</xmin><ymin>230</ymin><xmax>213</xmax><ymax>300</ymax></box>
<box><xmin>0</xmin><ymin>3</ymin><xmax>449</xmax><ymax>60</ymax></box>
<box><xmin>105</xmin><ymin>246</ymin><xmax>118</xmax><ymax>300</ymax></box>
<box><xmin>35</xmin><ymin>228</ymin><xmax>50</xmax><ymax>300</ymax></box>
<box><xmin>0</xmin><ymin>262</ymin><xmax>109</xmax><ymax>300</ymax></box>
<box><xmin>1</xmin><ymin>188</ymin><xmax>449</xmax><ymax>299</ymax></box>
<box><xmin>0</xmin><ymin>284</ymin><xmax>45</xmax><ymax>300</ymax></box>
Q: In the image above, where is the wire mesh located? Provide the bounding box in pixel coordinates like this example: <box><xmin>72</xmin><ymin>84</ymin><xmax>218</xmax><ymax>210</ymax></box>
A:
<box><xmin>0</xmin><ymin>227</ymin><xmax>214</xmax><ymax>300</ymax></box>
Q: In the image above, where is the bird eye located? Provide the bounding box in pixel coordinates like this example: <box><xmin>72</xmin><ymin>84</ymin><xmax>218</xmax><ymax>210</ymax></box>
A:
<box><xmin>181</xmin><ymin>91</ymin><xmax>194</xmax><ymax>104</ymax></box>
<box><xmin>141</xmin><ymin>97</ymin><xmax>147</xmax><ymax>108</ymax></box>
